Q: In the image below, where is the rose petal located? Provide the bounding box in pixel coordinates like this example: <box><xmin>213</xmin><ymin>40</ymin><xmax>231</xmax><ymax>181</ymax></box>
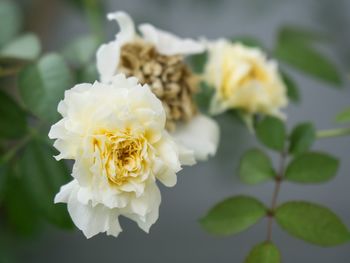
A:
<box><xmin>54</xmin><ymin>180</ymin><xmax>78</xmax><ymax>204</ymax></box>
<box><xmin>96</xmin><ymin>41</ymin><xmax>121</xmax><ymax>83</ymax></box>
<box><xmin>107</xmin><ymin>11</ymin><xmax>136</xmax><ymax>44</ymax></box>
<box><xmin>125</xmin><ymin>182</ymin><xmax>161</xmax><ymax>233</ymax></box>
<box><xmin>172</xmin><ymin>114</ymin><xmax>220</xmax><ymax>161</ymax></box>
<box><xmin>138</xmin><ymin>23</ymin><xmax>205</xmax><ymax>56</ymax></box>
<box><xmin>63</xmin><ymin>181</ymin><xmax>122</xmax><ymax>238</ymax></box>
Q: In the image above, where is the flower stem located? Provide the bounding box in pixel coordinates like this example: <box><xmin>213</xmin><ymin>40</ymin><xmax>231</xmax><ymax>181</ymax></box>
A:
<box><xmin>266</xmin><ymin>151</ymin><xmax>287</xmax><ymax>242</ymax></box>
<box><xmin>317</xmin><ymin>127</ymin><xmax>350</xmax><ymax>139</ymax></box>
<box><xmin>1</xmin><ymin>129</ymin><xmax>36</xmax><ymax>164</ymax></box>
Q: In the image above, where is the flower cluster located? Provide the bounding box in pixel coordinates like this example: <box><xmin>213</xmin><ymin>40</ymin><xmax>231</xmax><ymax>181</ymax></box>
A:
<box><xmin>97</xmin><ymin>12</ymin><xmax>219</xmax><ymax>161</ymax></box>
<box><xmin>50</xmin><ymin>11</ymin><xmax>288</xmax><ymax>239</ymax></box>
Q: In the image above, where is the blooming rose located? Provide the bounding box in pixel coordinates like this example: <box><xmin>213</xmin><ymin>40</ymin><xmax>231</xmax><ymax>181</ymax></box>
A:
<box><xmin>96</xmin><ymin>11</ymin><xmax>219</xmax><ymax>161</ymax></box>
<box><xmin>204</xmin><ymin>40</ymin><xmax>288</xmax><ymax>117</ymax></box>
<box><xmin>49</xmin><ymin>74</ymin><xmax>194</xmax><ymax>238</ymax></box>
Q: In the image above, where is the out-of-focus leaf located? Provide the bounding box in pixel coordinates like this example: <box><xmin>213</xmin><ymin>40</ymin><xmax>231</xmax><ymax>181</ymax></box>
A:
<box><xmin>245</xmin><ymin>242</ymin><xmax>281</xmax><ymax>263</ymax></box>
<box><xmin>0</xmin><ymin>163</ymin><xmax>8</xmax><ymax>202</ymax></box>
<box><xmin>18</xmin><ymin>53</ymin><xmax>73</xmax><ymax>123</ymax></box>
<box><xmin>200</xmin><ymin>195</ymin><xmax>266</xmax><ymax>236</ymax></box>
<box><xmin>276</xmin><ymin>201</ymin><xmax>350</xmax><ymax>246</ymax></box>
<box><xmin>239</xmin><ymin>148</ymin><xmax>275</xmax><ymax>185</ymax></box>
<box><xmin>280</xmin><ymin>71</ymin><xmax>300</xmax><ymax>103</ymax></box>
<box><xmin>0</xmin><ymin>90</ymin><xmax>27</xmax><ymax>139</ymax></box>
<box><xmin>195</xmin><ymin>82</ymin><xmax>214</xmax><ymax>113</ymax></box>
<box><xmin>336</xmin><ymin>107</ymin><xmax>350</xmax><ymax>124</ymax></box>
<box><xmin>0</xmin><ymin>0</ymin><xmax>22</xmax><ymax>47</ymax></box>
<box><xmin>0</xmin><ymin>243</ymin><xmax>14</xmax><ymax>263</ymax></box>
<box><xmin>188</xmin><ymin>52</ymin><xmax>207</xmax><ymax>74</ymax></box>
<box><xmin>289</xmin><ymin>122</ymin><xmax>315</xmax><ymax>155</ymax></box>
<box><xmin>277</xmin><ymin>25</ymin><xmax>328</xmax><ymax>45</ymax></box>
<box><xmin>63</xmin><ymin>35</ymin><xmax>99</xmax><ymax>66</ymax></box>
<box><xmin>0</xmin><ymin>224</ymin><xmax>16</xmax><ymax>263</ymax></box>
<box><xmin>76</xmin><ymin>63</ymin><xmax>98</xmax><ymax>83</ymax></box>
<box><xmin>19</xmin><ymin>138</ymin><xmax>73</xmax><ymax>228</ymax></box>
<box><xmin>4</xmin><ymin>167</ymin><xmax>41</xmax><ymax>236</ymax></box>
<box><xmin>65</xmin><ymin>0</ymin><xmax>105</xmax><ymax>41</ymax></box>
<box><xmin>0</xmin><ymin>33</ymin><xmax>41</xmax><ymax>60</ymax></box>
<box><xmin>275</xmin><ymin>41</ymin><xmax>342</xmax><ymax>86</ymax></box>
<box><xmin>285</xmin><ymin>152</ymin><xmax>338</xmax><ymax>183</ymax></box>
<box><xmin>65</xmin><ymin>0</ymin><xmax>104</xmax><ymax>13</ymax></box>
<box><xmin>233</xmin><ymin>36</ymin><xmax>264</xmax><ymax>49</ymax></box>
<box><xmin>255</xmin><ymin>116</ymin><xmax>286</xmax><ymax>151</ymax></box>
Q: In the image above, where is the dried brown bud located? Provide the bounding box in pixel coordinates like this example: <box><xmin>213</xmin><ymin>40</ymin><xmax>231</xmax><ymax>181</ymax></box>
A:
<box><xmin>119</xmin><ymin>41</ymin><xmax>198</xmax><ymax>131</ymax></box>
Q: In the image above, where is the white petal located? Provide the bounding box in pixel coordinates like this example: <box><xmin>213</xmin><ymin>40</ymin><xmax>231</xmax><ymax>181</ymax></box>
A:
<box><xmin>172</xmin><ymin>114</ymin><xmax>220</xmax><ymax>161</ymax></box>
<box><xmin>54</xmin><ymin>180</ymin><xmax>78</xmax><ymax>204</ymax></box>
<box><xmin>66</xmin><ymin>184</ymin><xmax>122</xmax><ymax>238</ymax></box>
<box><xmin>177</xmin><ymin>144</ymin><xmax>196</xmax><ymax>166</ymax></box>
<box><xmin>97</xmin><ymin>12</ymin><xmax>136</xmax><ymax>83</ymax></box>
<box><xmin>125</xmin><ymin>182</ymin><xmax>161</xmax><ymax>233</ymax></box>
<box><xmin>96</xmin><ymin>41</ymin><xmax>121</xmax><ymax>83</ymax></box>
<box><xmin>157</xmin><ymin>167</ymin><xmax>177</xmax><ymax>187</ymax></box>
<box><xmin>138</xmin><ymin>23</ymin><xmax>205</xmax><ymax>56</ymax></box>
<box><xmin>107</xmin><ymin>11</ymin><xmax>136</xmax><ymax>43</ymax></box>
<box><xmin>155</xmin><ymin>136</ymin><xmax>182</xmax><ymax>186</ymax></box>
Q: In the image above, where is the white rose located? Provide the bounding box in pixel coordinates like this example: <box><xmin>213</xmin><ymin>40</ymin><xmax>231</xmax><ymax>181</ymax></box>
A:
<box><xmin>204</xmin><ymin>40</ymin><xmax>288</xmax><ymax>118</ymax></box>
<box><xmin>49</xmin><ymin>74</ymin><xmax>194</xmax><ymax>238</ymax></box>
<box><xmin>96</xmin><ymin>11</ymin><xmax>220</xmax><ymax>161</ymax></box>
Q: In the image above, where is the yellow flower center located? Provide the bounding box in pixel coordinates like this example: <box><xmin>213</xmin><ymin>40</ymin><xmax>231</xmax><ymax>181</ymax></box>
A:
<box><xmin>93</xmin><ymin>130</ymin><xmax>149</xmax><ymax>186</ymax></box>
<box><xmin>221</xmin><ymin>57</ymin><xmax>269</xmax><ymax>100</ymax></box>
<box><xmin>237</xmin><ymin>61</ymin><xmax>268</xmax><ymax>86</ymax></box>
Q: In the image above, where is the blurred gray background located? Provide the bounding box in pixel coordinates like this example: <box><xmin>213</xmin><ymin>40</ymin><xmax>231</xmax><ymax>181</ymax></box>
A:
<box><xmin>14</xmin><ymin>0</ymin><xmax>350</xmax><ymax>262</ymax></box>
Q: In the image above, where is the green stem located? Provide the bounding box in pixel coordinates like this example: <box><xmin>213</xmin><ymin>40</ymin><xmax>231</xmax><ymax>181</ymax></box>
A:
<box><xmin>317</xmin><ymin>127</ymin><xmax>350</xmax><ymax>139</ymax></box>
<box><xmin>266</xmin><ymin>151</ymin><xmax>287</xmax><ymax>241</ymax></box>
<box><xmin>1</xmin><ymin>129</ymin><xmax>36</xmax><ymax>164</ymax></box>
<box><xmin>0</xmin><ymin>66</ymin><xmax>22</xmax><ymax>77</ymax></box>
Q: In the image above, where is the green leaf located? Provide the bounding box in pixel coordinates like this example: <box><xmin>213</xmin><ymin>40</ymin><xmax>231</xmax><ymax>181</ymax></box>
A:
<box><xmin>289</xmin><ymin>122</ymin><xmax>315</xmax><ymax>155</ymax></box>
<box><xmin>65</xmin><ymin>0</ymin><xmax>104</xmax><ymax>15</ymax></box>
<box><xmin>239</xmin><ymin>148</ymin><xmax>276</xmax><ymax>185</ymax></box>
<box><xmin>63</xmin><ymin>35</ymin><xmax>99</xmax><ymax>66</ymax></box>
<box><xmin>336</xmin><ymin>107</ymin><xmax>350</xmax><ymax>124</ymax></box>
<box><xmin>255</xmin><ymin>116</ymin><xmax>286</xmax><ymax>151</ymax></box>
<box><xmin>245</xmin><ymin>242</ymin><xmax>281</xmax><ymax>263</ymax></box>
<box><xmin>76</xmin><ymin>63</ymin><xmax>98</xmax><ymax>83</ymax></box>
<box><xmin>0</xmin><ymin>0</ymin><xmax>22</xmax><ymax>47</ymax></box>
<box><xmin>4</xmin><ymin>167</ymin><xmax>41</xmax><ymax>236</ymax></box>
<box><xmin>0</xmin><ymin>33</ymin><xmax>41</xmax><ymax>60</ymax></box>
<box><xmin>277</xmin><ymin>25</ymin><xmax>327</xmax><ymax>45</ymax></box>
<box><xmin>285</xmin><ymin>152</ymin><xmax>338</xmax><ymax>183</ymax></box>
<box><xmin>18</xmin><ymin>53</ymin><xmax>73</xmax><ymax>123</ymax></box>
<box><xmin>65</xmin><ymin>0</ymin><xmax>105</xmax><ymax>41</ymax></box>
<box><xmin>233</xmin><ymin>36</ymin><xmax>264</xmax><ymax>49</ymax></box>
<box><xmin>0</xmin><ymin>90</ymin><xmax>27</xmax><ymax>139</ymax></box>
<box><xmin>19</xmin><ymin>138</ymin><xmax>73</xmax><ymax>228</ymax></box>
<box><xmin>194</xmin><ymin>82</ymin><xmax>214</xmax><ymax>113</ymax></box>
<box><xmin>276</xmin><ymin>201</ymin><xmax>350</xmax><ymax>246</ymax></box>
<box><xmin>0</xmin><ymin>163</ymin><xmax>8</xmax><ymax>202</ymax></box>
<box><xmin>0</xmin><ymin>239</ymin><xmax>14</xmax><ymax>263</ymax></box>
<box><xmin>188</xmin><ymin>52</ymin><xmax>207</xmax><ymax>74</ymax></box>
<box><xmin>281</xmin><ymin>71</ymin><xmax>300</xmax><ymax>103</ymax></box>
<box><xmin>200</xmin><ymin>195</ymin><xmax>266</xmax><ymax>236</ymax></box>
<box><xmin>275</xmin><ymin>41</ymin><xmax>342</xmax><ymax>86</ymax></box>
